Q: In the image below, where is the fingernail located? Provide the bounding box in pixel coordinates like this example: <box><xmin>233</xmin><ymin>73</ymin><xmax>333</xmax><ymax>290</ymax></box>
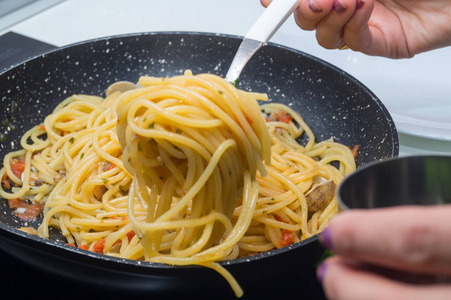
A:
<box><xmin>356</xmin><ymin>0</ymin><xmax>364</xmax><ymax>9</ymax></box>
<box><xmin>319</xmin><ymin>227</ymin><xmax>333</xmax><ymax>250</ymax></box>
<box><xmin>316</xmin><ymin>262</ymin><xmax>328</xmax><ymax>283</ymax></box>
<box><xmin>308</xmin><ymin>0</ymin><xmax>323</xmax><ymax>13</ymax></box>
<box><xmin>332</xmin><ymin>0</ymin><xmax>347</xmax><ymax>13</ymax></box>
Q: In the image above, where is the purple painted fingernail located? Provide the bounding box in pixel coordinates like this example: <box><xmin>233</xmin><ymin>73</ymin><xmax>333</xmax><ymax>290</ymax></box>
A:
<box><xmin>317</xmin><ymin>262</ymin><xmax>328</xmax><ymax>283</ymax></box>
<box><xmin>319</xmin><ymin>227</ymin><xmax>333</xmax><ymax>250</ymax></box>
<box><xmin>308</xmin><ymin>0</ymin><xmax>323</xmax><ymax>13</ymax></box>
<box><xmin>356</xmin><ymin>0</ymin><xmax>364</xmax><ymax>9</ymax></box>
<box><xmin>332</xmin><ymin>0</ymin><xmax>347</xmax><ymax>13</ymax></box>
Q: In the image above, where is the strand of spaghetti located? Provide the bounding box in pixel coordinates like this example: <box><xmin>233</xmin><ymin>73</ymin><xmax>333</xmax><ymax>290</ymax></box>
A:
<box><xmin>131</xmin><ymin>98</ymin><xmax>224</xmax><ymax>128</ymax></box>
<box><xmin>261</xmin><ymin>103</ymin><xmax>315</xmax><ymax>151</ymax></box>
<box><xmin>196</xmin><ymin>73</ymin><xmax>270</xmax><ymax>168</ymax></box>
<box><xmin>153</xmin><ymin>139</ymin><xmax>237</xmax><ymax>223</ymax></box>
<box><xmin>130</xmin><ymin>203</ymin><xmax>232</xmax><ymax>233</ymax></box>
<box><xmin>129</xmin><ymin>127</ymin><xmax>212</xmax><ymax>161</ymax></box>
<box><xmin>2</xmin><ymin>150</ymin><xmax>27</xmax><ymax>185</ymax></box>
<box><xmin>0</xmin><ymin>150</ymin><xmax>32</xmax><ymax>199</ymax></box>
<box><xmin>254</xmin><ymin>215</ymin><xmax>302</xmax><ymax>231</ymax></box>
<box><xmin>92</xmin><ymin>119</ymin><xmax>125</xmax><ymax>170</ymax></box>
<box><xmin>253</xmin><ymin>190</ymin><xmax>299</xmax><ymax>216</ymax></box>
<box><xmin>31</xmin><ymin>154</ymin><xmax>60</xmax><ymax>185</ymax></box>
<box><xmin>39</xmin><ymin>205</ymin><xmax>98</xmax><ymax>238</ymax></box>
<box><xmin>196</xmin><ymin>172</ymin><xmax>259</xmax><ymax>258</ymax></box>
<box><xmin>265</xmin><ymin>166</ymin><xmax>311</xmax><ymax>237</ymax></box>
<box><xmin>170</xmin><ymin>221</ymin><xmax>215</xmax><ymax>257</ymax></box>
<box><xmin>20</xmin><ymin>126</ymin><xmax>49</xmax><ymax>152</ymax></box>
<box><xmin>137</xmin><ymin>77</ymin><xmax>268</xmax><ymax>176</ymax></box>
<box><xmin>201</xmin><ymin>261</ymin><xmax>243</xmax><ymax>298</ymax></box>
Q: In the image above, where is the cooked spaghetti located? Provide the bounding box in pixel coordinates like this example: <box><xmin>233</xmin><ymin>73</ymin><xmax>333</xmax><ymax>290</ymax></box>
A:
<box><xmin>0</xmin><ymin>71</ymin><xmax>356</xmax><ymax>297</ymax></box>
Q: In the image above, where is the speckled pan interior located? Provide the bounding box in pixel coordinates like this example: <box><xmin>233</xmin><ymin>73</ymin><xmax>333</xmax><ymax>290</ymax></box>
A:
<box><xmin>0</xmin><ymin>32</ymin><xmax>398</xmax><ymax>295</ymax></box>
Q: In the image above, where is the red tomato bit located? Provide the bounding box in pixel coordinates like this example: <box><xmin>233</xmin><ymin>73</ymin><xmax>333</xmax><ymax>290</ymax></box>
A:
<box><xmin>10</xmin><ymin>157</ymin><xmax>26</xmax><ymax>178</ymax></box>
<box><xmin>279</xmin><ymin>229</ymin><xmax>295</xmax><ymax>247</ymax></box>
<box><xmin>93</xmin><ymin>238</ymin><xmax>106</xmax><ymax>253</ymax></box>
<box><xmin>348</xmin><ymin>144</ymin><xmax>360</xmax><ymax>159</ymax></box>
<box><xmin>2</xmin><ymin>174</ymin><xmax>11</xmax><ymax>189</ymax></box>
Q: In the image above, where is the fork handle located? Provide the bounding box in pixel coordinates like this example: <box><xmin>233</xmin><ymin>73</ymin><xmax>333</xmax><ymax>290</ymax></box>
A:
<box><xmin>245</xmin><ymin>0</ymin><xmax>301</xmax><ymax>43</ymax></box>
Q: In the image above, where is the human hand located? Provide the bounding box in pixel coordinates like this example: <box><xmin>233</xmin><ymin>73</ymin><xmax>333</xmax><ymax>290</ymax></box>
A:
<box><xmin>261</xmin><ymin>0</ymin><xmax>451</xmax><ymax>58</ymax></box>
<box><xmin>316</xmin><ymin>206</ymin><xmax>451</xmax><ymax>300</ymax></box>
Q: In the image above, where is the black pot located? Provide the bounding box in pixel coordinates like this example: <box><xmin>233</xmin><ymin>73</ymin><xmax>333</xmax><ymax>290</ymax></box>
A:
<box><xmin>339</xmin><ymin>155</ymin><xmax>451</xmax><ymax>210</ymax></box>
<box><xmin>0</xmin><ymin>32</ymin><xmax>398</xmax><ymax>299</ymax></box>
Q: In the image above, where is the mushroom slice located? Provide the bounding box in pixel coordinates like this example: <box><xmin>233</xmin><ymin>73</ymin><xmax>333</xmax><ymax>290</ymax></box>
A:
<box><xmin>305</xmin><ymin>178</ymin><xmax>336</xmax><ymax>216</ymax></box>
<box><xmin>105</xmin><ymin>81</ymin><xmax>138</xmax><ymax>97</ymax></box>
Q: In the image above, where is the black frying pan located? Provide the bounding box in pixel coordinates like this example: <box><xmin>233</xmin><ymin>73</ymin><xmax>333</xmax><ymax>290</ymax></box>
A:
<box><xmin>0</xmin><ymin>32</ymin><xmax>398</xmax><ymax>299</ymax></box>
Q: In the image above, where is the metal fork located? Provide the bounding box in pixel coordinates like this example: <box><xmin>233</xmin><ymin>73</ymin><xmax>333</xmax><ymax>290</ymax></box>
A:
<box><xmin>225</xmin><ymin>0</ymin><xmax>301</xmax><ymax>84</ymax></box>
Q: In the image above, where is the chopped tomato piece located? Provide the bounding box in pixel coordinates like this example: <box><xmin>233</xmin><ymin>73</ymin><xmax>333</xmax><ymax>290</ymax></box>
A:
<box><xmin>110</xmin><ymin>216</ymin><xmax>127</xmax><ymax>221</ymax></box>
<box><xmin>279</xmin><ymin>230</ymin><xmax>295</xmax><ymax>247</ymax></box>
<box><xmin>348</xmin><ymin>145</ymin><xmax>360</xmax><ymax>159</ymax></box>
<box><xmin>105</xmin><ymin>163</ymin><xmax>116</xmax><ymax>172</ymax></box>
<box><xmin>8</xmin><ymin>198</ymin><xmax>27</xmax><ymax>209</ymax></box>
<box><xmin>93</xmin><ymin>238</ymin><xmax>106</xmax><ymax>253</ymax></box>
<box><xmin>278</xmin><ymin>113</ymin><xmax>293</xmax><ymax>124</ymax></box>
<box><xmin>126</xmin><ymin>230</ymin><xmax>135</xmax><ymax>242</ymax></box>
<box><xmin>13</xmin><ymin>203</ymin><xmax>44</xmax><ymax>221</ymax></box>
<box><xmin>67</xmin><ymin>243</ymin><xmax>89</xmax><ymax>251</ymax></box>
<box><xmin>38</xmin><ymin>124</ymin><xmax>45</xmax><ymax>130</ymax></box>
<box><xmin>10</xmin><ymin>158</ymin><xmax>26</xmax><ymax>178</ymax></box>
<box><xmin>273</xmin><ymin>214</ymin><xmax>283</xmax><ymax>222</ymax></box>
<box><xmin>268</xmin><ymin>111</ymin><xmax>293</xmax><ymax>124</ymax></box>
<box><xmin>351</xmin><ymin>144</ymin><xmax>360</xmax><ymax>159</ymax></box>
<box><xmin>2</xmin><ymin>174</ymin><xmax>10</xmax><ymax>189</ymax></box>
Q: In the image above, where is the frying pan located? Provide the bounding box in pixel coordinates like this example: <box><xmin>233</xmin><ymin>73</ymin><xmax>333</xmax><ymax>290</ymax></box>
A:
<box><xmin>0</xmin><ymin>32</ymin><xmax>398</xmax><ymax>298</ymax></box>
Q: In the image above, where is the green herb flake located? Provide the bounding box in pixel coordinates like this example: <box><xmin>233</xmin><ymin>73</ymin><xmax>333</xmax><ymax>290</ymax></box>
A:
<box><xmin>102</xmin><ymin>178</ymin><xmax>109</xmax><ymax>184</ymax></box>
<box><xmin>69</xmin><ymin>137</ymin><xmax>75</xmax><ymax>144</ymax></box>
<box><xmin>11</xmin><ymin>101</ymin><xmax>18</xmax><ymax>113</ymax></box>
<box><xmin>149</xmin><ymin>122</ymin><xmax>155</xmax><ymax>129</ymax></box>
<box><xmin>80</xmin><ymin>152</ymin><xmax>84</xmax><ymax>159</ymax></box>
<box><xmin>119</xmin><ymin>185</ymin><xmax>125</xmax><ymax>195</ymax></box>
